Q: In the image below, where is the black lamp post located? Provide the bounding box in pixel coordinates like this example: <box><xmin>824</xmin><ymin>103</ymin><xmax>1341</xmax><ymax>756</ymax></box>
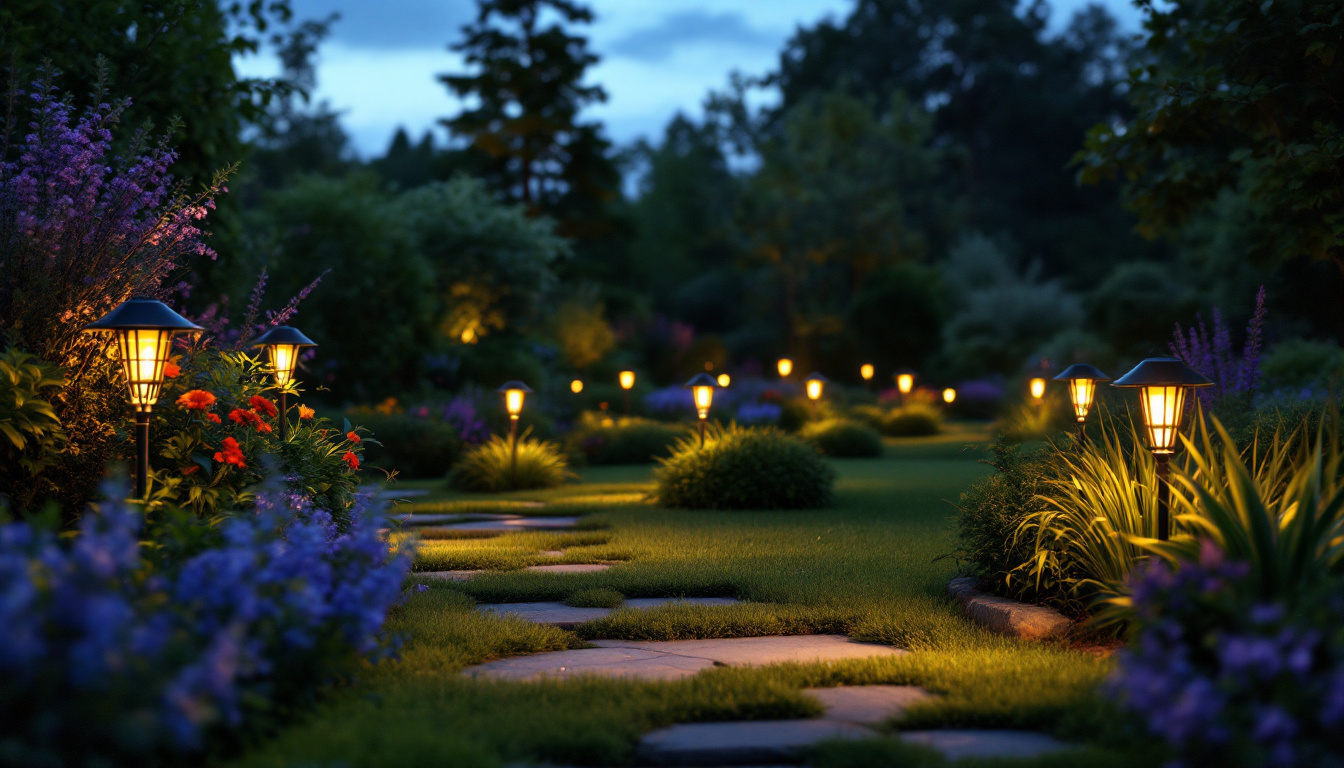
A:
<box><xmin>1112</xmin><ymin>357</ymin><xmax>1213</xmax><ymax>541</ymax></box>
<box><xmin>1053</xmin><ymin>363</ymin><xmax>1111</xmax><ymax>442</ymax></box>
<box><xmin>83</xmin><ymin>298</ymin><xmax>203</xmax><ymax>497</ymax></box>
<box><xmin>252</xmin><ymin>325</ymin><xmax>316</xmax><ymax>442</ymax></box>
<box><xmin>496</xmin><ymin>381</ymin><xmax>533</xmax><ymax>473</ymax></box>
<box><xmin>684</xmin><ymin>373</ymin><xmax>717</xmax><ymax>448</ymax></box>
<box><xmin>619</xmin><ymin>370</ymin><xmax>635</xmax><ymax>415</ymax></box>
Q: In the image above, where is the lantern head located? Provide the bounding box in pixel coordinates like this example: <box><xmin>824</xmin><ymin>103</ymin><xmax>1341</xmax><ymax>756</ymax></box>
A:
<box><xmin>495</xmin><ymin>380</ymin><xmax>534</xmax><ymax>419</ymax></box>
<box><xmin>1113</xmin><ymin>357</ymin><xmax>1212</xmax><ymax>453</ymax></box>
<box><xmin>777</xmin><ymin>358</ymin><xmax>793</xmax><ymax>378</ymax></box>
<box><xmin>895</xmin><ymin>369</ymin><xmax>915</xmax><ymax>395</ymax></box>
<box><xmin>252</xmin><ymin>325</ymin><xmax>317</xmax><ymax>388</ymax></box>
<box><xmin>83</xmin><ymin>298</ymin><xmax>202</xmax><ymax>412</ymax></box>
<box><xmin>1029</xmin><ymin>377</ymin><xmax>1047</xmax><ymax>402</ymax></box>
<box><xmin>1053</xmin><ymin>363</ymin><xmax>1111</xmax><ymax>422</ymax></box>
<box><xmin>717</xmin><ymin>373</ymin><xmax>731</xmax><ymax>387</ymax></box>
<box><xmin>942</xmin><ymin>387</ymin><xmax>957</xmax><ymax>404</ymax></box>
<box><xmin>619</xmin><ymin>370</ymin><xmax>636</xmax><ymax>390</ymax></box>
<box><xmin>805</xmin><ymin>372</ymin><xmax>829</xmax><ymax>401</ymax></box>
<box><xmin>860</xmin><ymin>364</ymin><xmax>874</xmax><ymax>381</ymax></box>
<box><xmin>684</xmin><ymin>373</ymin><xmax>717</xmax><ymax>420</ymax></box>
<box><xmin>570</xmin><ymin>379</ymin><xmax>584</xmax><ymax>394</ymax></box>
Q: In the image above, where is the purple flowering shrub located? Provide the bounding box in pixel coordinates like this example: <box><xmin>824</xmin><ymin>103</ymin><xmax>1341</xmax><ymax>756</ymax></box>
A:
<box><xmin>0</xmin><ymin>481</ymin><xmax>412</xmax><ymax>765</ymax></box>
<box><xmin>1110</xmin><ymin>544</ymin><xmax>1344</xmax><ymax>768</ymax></box>
<box><xmin>1171</xmin><ymin>286</ymin><xmax>1266</xmax><ymax>411</ymax></box>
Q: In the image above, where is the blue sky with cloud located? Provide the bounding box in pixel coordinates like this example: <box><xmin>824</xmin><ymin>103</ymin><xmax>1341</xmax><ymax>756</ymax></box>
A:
<box><xmin>236</xmin><ymin>0</ymin><xmax>1143</xmax><ymax>158</ymax></box>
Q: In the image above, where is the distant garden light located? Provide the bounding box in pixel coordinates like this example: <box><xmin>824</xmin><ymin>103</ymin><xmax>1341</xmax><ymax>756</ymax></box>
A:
<box><xmin>619</xmin><ymin>370</ymin><xmax>635</xmax><ymax>414</ymax></box>
<box><xmin>252</xmin><ymin>325</ymin><xmax>316</xmax><ymax>442</ymax></box>
<box><xmin>1053</xmin><ymin>363</ymin><xmax>1110</xmax><ymax>441</ymax></box>
<box><xmin>1029</xmin><ymin>377</ymin><xmax>1047</xmax><ymax>403</ymax></box>
<box><xmin>805</xmin><ymin>372</ymin><xmax>828</xmax><ymax>401</ymax></box>
<box><xmin>495</xmin><ymin>380</ymin><xmax>534</xmax><ymax>473</ymax></box>
<box><xmin>1113</xmin><ymin>357</ymin><xmax>1213</xmax><ymax>541</ymax></box>
<box><xmin>860</xmin><ymin>364</ymin><xmax>874</xmax><ymax>382</ymax></box>
<box><xmin>83</xmin><ymin>297</ymin><xmax>203</xmax><ymax>496</ymax></box>
<box><xmin>717</xmin><ymin>373</ymin><xmax>730</xmax><ymax>387</ymax></box>
<box><xmin>777</xmin><ymin>358</ymin><xmax>793</xmax><ymax>378</ymax></box>
<box><xmin>942</xmin><ymin>387</ymin><xmax>957</xmax><ymax>404</ymax></box>
<box><xmin>570</xmin><ymin>379</ymin><xmax>583</xmax><ymax>394</ymax></box>
<box><xmin>684</xmin><ymin>373</ymin><xmax>718</xmax><ymax>448</ymax></box>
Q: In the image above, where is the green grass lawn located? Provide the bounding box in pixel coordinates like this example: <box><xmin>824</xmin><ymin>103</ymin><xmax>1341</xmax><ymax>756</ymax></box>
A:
<box><xmin>230</xmin><ymin>428</ymin><xmax>1158</xmax><ymax>768</ymax></box>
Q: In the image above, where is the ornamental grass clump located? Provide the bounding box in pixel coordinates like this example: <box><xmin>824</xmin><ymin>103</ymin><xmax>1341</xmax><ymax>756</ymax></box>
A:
<box><xmin>800</xmin><ymin>418</ymin><xmax>883</xmax><ymax>457</ymax></box>
<box><xmin>880</xmin><ymin>403</ymin><xmax>943</xmax><ymax>437</ymax></box>
<box><xmin>449</xmin><ymin>432</ymin><xmax>573</xmax><ymax>492</ymax></box>
<box><xmin>654</xmin><ymin>424</ymin><xmax>834</xmax><ymax>509</ymax></box>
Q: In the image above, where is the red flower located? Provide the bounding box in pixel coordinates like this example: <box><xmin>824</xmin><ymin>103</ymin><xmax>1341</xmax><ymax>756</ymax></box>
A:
<box><xmin>214</xmin><ymin>437</ymin><xmax>246</xmax><ymax>468</ymax></box>
<box><xmin>176</xmin><ymin>390</ymin><xmax>216</xmax><ymax>411</ymax></box>
<box><xmin>229</xmin><ymin>408</ymin><xmax>260</xmax><ymax>426</ymax></box>
<box><xmin>342</xmin><ymin>451</ymin><xmax>359</xmax><ymax>471</ymax></box>
<box><xmin>256</xmin><ymin>422</ymin><xmax>273</xmax><ymax>435</ymax></box>
<box><xmin>181</xmin><ymin>464</ymin><xmax>200</xmax><ymax>475</ymax></box>
<box><xmin>207</xmin><ymin>413</ymin><xmax>222</xmax><ymax>424</ymax></box>
<box><xmin>346</xmin><ymin>431</ymin><xmax>360</xmax><ymax>444</ymax></box>
<box><xmin>248</xmin><ymin>395</ymin><xmax>278</xmax><ymax>418</ymax></box>
<box><xmin>164</xmin><ymin>361</ymin><xmax>181</xmax><ymax>378</ymax></box>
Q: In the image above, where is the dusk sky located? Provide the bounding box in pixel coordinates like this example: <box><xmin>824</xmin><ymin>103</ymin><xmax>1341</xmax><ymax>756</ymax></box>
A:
<box><xmin>236</xmin><ymin>0</ymin><xmax>1145</xmax><ymax>158</ymax></box>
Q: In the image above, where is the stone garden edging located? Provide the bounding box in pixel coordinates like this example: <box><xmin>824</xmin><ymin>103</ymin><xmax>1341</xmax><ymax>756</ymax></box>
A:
<box><xmin>947</xmin><ymin>577</ymin><xmax>1072</xmax><ymax>641</ymax></box>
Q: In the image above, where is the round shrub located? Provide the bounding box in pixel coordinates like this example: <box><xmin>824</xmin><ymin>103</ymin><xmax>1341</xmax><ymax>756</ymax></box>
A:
<box><xmin>881</xmin><ymin>403</ymin><xmax>943</xmax><ymax>437</ymax></box>
<box><xmin>800</xmin><ymin>418</ymin><xmax>883</xmax><ymax>457</ymax></box>
<box><xmin>654</xmin><ymin>425</ymin><xmax>834</xmax><ymax>509</ymax></box>
<box><xmin>566</xmin><ymin>414</ymin><xmax>691</xmax><ymax>465</ymax></box>
<box><xmin>352</xmin><ymin>412</ymin><xmax>462</xmax><ymax>478</ymax></box>
<box><xmin>449</xmin><ymin>434</ymin><xmax>573</xmax><ymax>492</ymax></box>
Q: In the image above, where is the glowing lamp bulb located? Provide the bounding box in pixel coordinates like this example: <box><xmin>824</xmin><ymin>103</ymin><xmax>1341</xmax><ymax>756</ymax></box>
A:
<box><xmin>897</xmin><ymin>373</ymin><xmax>914</xmax><ymax>394</ymax></box>
<box><xmin>777</xmin><ymin>358</ymin><xmax>793</xmax><ymax>378</ymax></box>
<box><xmin>505</xmin><ymin>389</ymin><xmax>525</xmax><ymax>417</ymax></box>
<box><xmin>1029</xmin><ymin>377</ymin><xmax>1047</xmax><ymax>401</ymax></box>
<box><xmin>1070</xmin><ymin>379</ymin><xmax>1095</xmax><ymax>420</ymax></box>
<box><xmin>860</xmin><ymin>364</ymin><xmax>874</xmax><ymax>381</ymax></box>
<box><xmin>619</xmin><ymin>370</ymin><xmax>635</xmax><ymax>390</ymax></box>
<box><xmin>806</xmin><ymin>379</ymin><xmax>823</xmax><ymax>400</ymax></box>
<box><xmin>570</xmin><ymin>379</ymin><xmax>583</xmax><ymax>394</ymax></box>
<box><xmin>694</xmin><ymin>386</ymin><xmax>713</xmax><ymax>416</ymax></box>
<box><xmin>717</xmin><ymin>373</ymin><xmax>730</xmax><ymax>387</ymax></box>
<box><xmin>942</xmin><ymin>388</ymin><xmax>957</xmax><ymax>404</ymax></box>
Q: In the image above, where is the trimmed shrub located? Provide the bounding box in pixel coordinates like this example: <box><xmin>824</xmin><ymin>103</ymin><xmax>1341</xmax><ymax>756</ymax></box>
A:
<box><xmin>881</xmin><ymin>403</ymin><xmax>943</xmax><ymax>437</ymax></box>
<box><xmin>655</xmin><ymin>425</ymin><xmax>834</xmax><ymax>509</ymax></box>
<box><xmin>351</xmin><ymin>412</ymin><xmax>462</xmax><ymax>479</ymax></box>
<box><xmin>848</xmin><ymin>404</ymin><xmax>887</xmax><ymax>430</ymax></box>
<box><xmin>449</xmin><ymin>433</ymin><xmax>573</xmax><ymax>492</ymax></box>
<box><xmin>566</xmin><ymin>414</ymin><xmax>691</xmax><ymax>465</ymax></box>
<box><xmin>0</xmin><ymin>349</ymin><xmax>68</xmax><ymax>511</ymax></box>
<box><xmin>563</xmin><ymin>587</ymin><xmax>625</xmax><ymax>608</ymax></box>
<box><xmin>801</xmin><ymin>419</ymin><xmax>883</xmax><ymax>458</ymax></box>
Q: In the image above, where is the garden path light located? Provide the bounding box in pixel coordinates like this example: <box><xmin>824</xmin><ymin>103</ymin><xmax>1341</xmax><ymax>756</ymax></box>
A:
<box><xmin>684</xmin><ymin>373</ymin><xmax>717</xmax><ymax>448</ymax></box>
<box><xmin>895</xmin><ymin>369</ymin><xmax>915</xmax><ymax>405</ymax></box>
<box><xmin>252</xmin><ymin>325</ymin><xmax>316</xmax><ymax>442</ymax></box>
<box><xmin>619</xmin><ymin>370</ymin><xmax>635</xmax><ymax>414</ymax></box>
<box><xmin>777</xmin><ymin>358</ymin><xmax>793</xmax><ymax>378</ymax></box>
<box><xmin>942</xmin><ymin>387</ymin><xmax>956</xmax><ymax>405</ymax></box>
<box><xmin>1053</xmin><ymin>363</ymin><xmax>1110</xmax><ymax>442</ymax></box>
<box><xmin>496</xmin><ymin>381</ymin><xmax>534</xmax><ymax>474</ymax></box>
<box><xmin>805</xmin><ymin>372</ymin><xmax>829</xmax><ymax>418</ymax></box>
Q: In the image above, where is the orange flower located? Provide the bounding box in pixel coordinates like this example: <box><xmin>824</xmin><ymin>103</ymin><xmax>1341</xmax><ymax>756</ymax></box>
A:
<box><xmin>346</xmin><ymin>431</ymin><xmax>360</xmax><ymax>444</ymax></box>
<box><xmin>176</xmin><ymin>390</ymin><xmax>216</xmax><ymax>411</ymax></box>
<box><xmin>229</xmin><ymin>408</ymin><xmax>260</xmax><ymax>426</ymax></box>
<box><xmin>207</xmin><ymin>413</ymin><xmax>222</xmax><ymax>424</ymax></box>
<box><xmin>164</xmin><ymin>361</ymin><xmax>181</xmax><ymax>378</ymax></box>
<box><xmin>342</xmin><ymin>451</ymin><xmax>359</xmax><ymax>471</ymax></box>
<box><xmin>214</xmin><ymin>436</ymin><xmax>246</xmax><ymax>468</ymax></box>
<box><xmin>298</xmin><ymin>405</ymin><xmax>315</xmax><ymax>420</ymax></box>
<box><xmin>248</xmin><ymin>395</ymin><xmax>278</xmax><ymax>419</ymax></box>
<box><xmin>181</xmin><ymin>464</ymin><xmax>200</xmax><ymax>475</ymax></box>
<box><xmin>256</xmin><ymin>422</ymin><xmax>273</xmax><ymax>435</ymax></box>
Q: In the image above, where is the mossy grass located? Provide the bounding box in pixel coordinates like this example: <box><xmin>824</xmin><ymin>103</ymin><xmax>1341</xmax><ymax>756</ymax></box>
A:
<box><xmin>563</xmin><ymin>587</ymin><xmax>625</xmax><ymax>608</ymax></box>
<box><xmin>231</xmin><ymin>427</ymin><xmax>1152</xmax><ymax>768</ymax></box>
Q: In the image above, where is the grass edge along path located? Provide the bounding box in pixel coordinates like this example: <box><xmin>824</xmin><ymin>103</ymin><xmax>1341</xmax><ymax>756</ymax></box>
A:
<box><xmin>232</xmin><ymin>432</ymin><xmax>1161</xmax><ymax>768</ymax></box>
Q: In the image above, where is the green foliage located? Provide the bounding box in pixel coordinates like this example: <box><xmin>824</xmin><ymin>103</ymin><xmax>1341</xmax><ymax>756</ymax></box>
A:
<box><xmin>654</xmin><ymin>424</ymin><xmax>835</xmax><ymax>509</ymax></box>
<box><xmin>846</xmin><ymin>263</ymin><xmax>948</xmax><ymax>375</ymax></box>
<box><xmin>350</xmin><ymin>413</ymin><xmax>461</xmax><ymax>479</ymax></box>
<box><xmin>449</xmin><ymin>433</ymin><xmax>573</xmax><ymax>492</ymax></box>
<box><xmin>881</xmin><ymin>403</ymin><xmax>943</xmax><ymax>437</ymax></box>
<box><xmin>0</xmin><ymin>349</ymin><xmax>69</xmax><ymax>511</ymax></box>
<box><xmin>777</xmin><ymin>398</ymin><xmax>812</xmax><ymax>433</ymax></box>
<box><xmin>997</xmin><ymin>395</ymin><xmax>1074</xmax><ymax>443</ymax></box>
<box><xmin>1260</xmin><ymin>338</ymin><xmax>1344</xmax><ymax>392</ymax></box>
<box><xmin>800</xmin><ymin>418</ymin><xmax>883</xmax><ymax>458</ymax></box>
<box><xmin>565</xmin><ymin>414</ymin><xmax>691</xmax><ymax>465</ymax></box>
<box><xmin>562</xmin><ymin>587</ymin><xmax>625</xmax><ymax>609</ymax></box>
<box><xmin>551</xmin><ymin>287</ymin><xmax>616</xmax><ymax>369</ymax></box>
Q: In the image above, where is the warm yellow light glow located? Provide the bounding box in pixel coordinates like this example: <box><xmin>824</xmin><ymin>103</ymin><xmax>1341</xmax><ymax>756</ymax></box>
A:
<box><xmin>1069</xmin><ymin>379</ymin><xmax>1097</xmax><ymax>421</ymax></box>
<box><xmin>897</xmin><ymin>373</ymin><xmax>914</xmax><ymax>394</ymax></box>
<box><xmin>570</xmin><ymin>379</ymin><xmax>583</xmax><ymax>394</ymax></box>
<box><xmin>1140</xmin><ymin>384</ymin><xmax>1186</xmax><ymax>453</ymax></box>
<box><xmin>693</xmin><ymin>385</ymin><xmax>714</xmax><ymax>419</ymax></box>
<box><xmin>860</xmin><ymin>364</ymin><xmax>874</xmax><ymax>381</ymax></box>
<box><xmin>1029</xmin><ymin>377</ymin><xmax>1047</xmax><ymax>401</ymax></box>
<box><xmin>942</xmin><ymin>387</ymin><xmax>957</xmax><ymax>404</ymax></box>
<box><xmin>777</xmin><ymin>358</ymin><xmax>793</xmax><ymax>377</ymax></box>
<box><xmin>717</xmin><ymin>373</ymin><xmax>730</xmax><ymax>387</ymax></box>
<box><xmin>806</xmin><ymin>379</ymin><xmax>824</xmax><ymax>401</ymax></box>
<box><xmin>268</xmin><ymin>344</ymin><xmax>300</xmax><ymax>387</ymax></box>
<box><xmin>115</xmin><ymin>329</ymin><xmax>172</xmax><ymax>411</ymax></box>
<box><xmin>619</xmin><ymin>370</ymin><xmax>635</xmax><ymax>390</ymax></box>
<box><xmin>460</xmin><ymin>327</ymin><xmax>476</xmax><ymax>344</ymax></box>
<box><xmin>505</xmin><ymin>388</ymin><xmax>526</xmax><ymax>417</ymax></box>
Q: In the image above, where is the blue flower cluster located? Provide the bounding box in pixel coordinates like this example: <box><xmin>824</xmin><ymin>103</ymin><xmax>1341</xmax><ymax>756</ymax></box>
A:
<box><xmin>1110</xmin><ymin>541</ymin><xmax>1344</xmax><ymax>767</ymax></box>
<box><xmin>0</xmin><ymin>482</ymin><xmax>412</xmax><ymax>765</ymax></box>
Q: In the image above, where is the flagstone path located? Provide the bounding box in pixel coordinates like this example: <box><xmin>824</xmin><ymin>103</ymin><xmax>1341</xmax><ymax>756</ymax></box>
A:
<box><xmin>477</xmin><ymin>597</ymin><xmax>740</xmax><ymax>628</ymax></box>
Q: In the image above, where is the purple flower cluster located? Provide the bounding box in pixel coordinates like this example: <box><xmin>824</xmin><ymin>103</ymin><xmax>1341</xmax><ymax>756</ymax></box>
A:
<box><xmin>1171</xmin><ymin>286</ymin><xmax>1266</xmax><ymax>409</ymax></box>
<box><xmin>0</xmin><ymin>481</ymin><xmax>412</xmax><ymax>763</ymax></box>
<box><xmin>1110</xmin><ymin>542</ymin><xmax>1344</xmax><ymax>767</ymax></box>
<box><xmin>644</xmin><ymin>385</ymin><xmax>694</xmax><ymax>415</ymax></box>
<box><xmin>736</xmin><ymin>402</ymin><xmax>782</xmax><ymax>425</ymax></box>
<box><xmin>440</xmin><ymin>394</ymin><xmax>490</xmax><ymax>444</ymax></box>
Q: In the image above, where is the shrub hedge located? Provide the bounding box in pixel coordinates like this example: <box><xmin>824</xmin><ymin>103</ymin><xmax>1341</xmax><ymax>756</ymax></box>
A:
<box><xmin>655</xmin><ymin>424</ymin><xmax>834</xmax><ymax>509</ymax></box>
<box><xmin>801</xmin><ymin>418</ymin><xmax>883</xmax><ymax>457</ymax></box>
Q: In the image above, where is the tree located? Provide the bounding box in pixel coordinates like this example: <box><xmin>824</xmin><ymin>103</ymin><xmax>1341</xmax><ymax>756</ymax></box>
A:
<box><xmin>1076</xmin><ymin>0</ymin><xmax>1344</xmax><ymax>274</ymax></box>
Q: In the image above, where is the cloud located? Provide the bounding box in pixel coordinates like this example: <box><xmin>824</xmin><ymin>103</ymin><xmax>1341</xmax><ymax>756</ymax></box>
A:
<box><xmin>289</xmin><ymin>0</ymin><xmax>473</xmax><ymax>50</ymax></box>
<box><xmin>606</xmin><ymin>10</ymin><xmax>774</xmax><ymax>62</ymax></box>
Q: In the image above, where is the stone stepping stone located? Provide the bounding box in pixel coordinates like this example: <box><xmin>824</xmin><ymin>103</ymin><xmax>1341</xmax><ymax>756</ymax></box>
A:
<box><xmin>804</xmin><ymin>685</ymin><xmax>935</xmax><ymax>725</ymax></box>
<box><xmin>438</xmin><ymin>515</ymin><xmax>580</xmax><ymax>532</ymax></box>
<box><xmin>523</xmin><ymin>563</ymin><xmax>611</xmax><ymax>575</ymax></box>
<box><xmin>477</xmin><ymin>597</ymin><xmax>740</xmax><ymax>628</ymax></box>
<box><xmin>899</xmin><ymin>730</ymin><xmax>1071</xmax><ymax>760</ymax></box>
<box><xmin>399</xmin><ymin>513</ymin><xmax>518</xmax><ymax>526</ymax></box>
<box><xmin>539</xmin><ymin>549</ymin><xmax>565</xmax><ymax>557</ymax></box>
<box><xmin>414</xmin><ymin>570</ymin><xmax>483</xmax><ymax>581</ymax></box>
<box><xmin>636</xmin><ymin>720</ymin><xmax>871</xmax><ymax>765</ymax></box>
<box><xmin>463</xmin><ymin>634</ymin><xmax>904</xmax><ymax>681</ymax></box>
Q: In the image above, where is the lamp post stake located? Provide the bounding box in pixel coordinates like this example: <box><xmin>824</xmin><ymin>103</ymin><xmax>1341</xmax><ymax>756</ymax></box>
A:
<box><xmin>509</xmin><ymin>414</ymin><xmax>519</xmax><ymax>473</ymax></box>
<box><xmin>279</xmin><ymin>390</ymin><xmax>289</xmax><ymax>442</ymax></box>
<box><xmin>135</xmin><ymin>412</ymin><xmax>150</xmax><ymax>497</ymax></box>
<box><xmin>1156</xmin><ymin>453</ymin><xmax>1172</xmax><ymax>541</ymax></box>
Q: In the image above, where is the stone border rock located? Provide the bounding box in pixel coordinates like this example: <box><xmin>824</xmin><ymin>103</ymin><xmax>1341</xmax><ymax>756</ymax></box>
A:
<box><xmin>947</xmin><ymin>577</ymin><xmax>1071</xmax><ymax>641</ymax></box>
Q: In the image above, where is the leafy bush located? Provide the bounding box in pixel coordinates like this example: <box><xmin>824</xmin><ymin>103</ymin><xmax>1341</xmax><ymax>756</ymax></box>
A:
<box><xmin>563</xmin><ymin>587</ymin><xmax>625</xmax><ymax>608</ymax></box>
<box><xmin>996</xmin><ymin>395</ymin><xmax>1072</xmax><ymax>442</ymax></box>
<box><xmin>778</xmin><ymin>397</ymin><xmax>812</xmax><ymax>432</ymax></box>
<box><xmin>0</xmin><ymin>349</ymin><xmax>68</xmax><ymax>511</ymax></box>
<box><xmin>0</xmin><ymin>481</ymin><xmax>412</xmax><ymax>765</ymax></box>
<box><xmin>352</xmin><ymin>412</ymin><xmax>461</xmax><ymax>479</ymax></box>
<box><xmin>1261</xmin><ymin>337</ymin><xmax>1344</xmax><ymax>392</ymax></box>
<box><xmin>881</xmin><ymin>403</ymin><xmax>943</xmax><ymax>437</ymax></box>
<box><xmin>449</xmin><ymin>433</ymin><xmax>573</xmax><ymax>492</ymax></box>
<box><xmin>801</xmin><ymin>418</ymin><xmax>883</xmax><ymax>457</ymax></box>
<box><xmin>655</xmin><ymin>424</ymin><xmax>835</xmax><ymax>509</ymax></box>
<box><xmin>566</xmin><ymin>414</ymin><xmax>691</xmax><ymax>465</ymax></box>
